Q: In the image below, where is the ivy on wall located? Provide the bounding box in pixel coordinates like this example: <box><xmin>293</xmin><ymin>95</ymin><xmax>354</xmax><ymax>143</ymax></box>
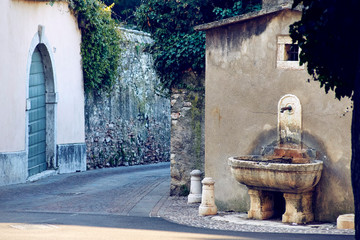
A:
<box><xmin>51</xmin><ymin>0</ymin><xmax>123</xmax><ymax>92</ymax></box>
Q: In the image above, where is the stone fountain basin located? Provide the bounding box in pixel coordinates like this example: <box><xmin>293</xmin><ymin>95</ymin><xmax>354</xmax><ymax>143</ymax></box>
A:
<box><xmin>228</xmin><ymin>156</ymin><xmax>323</xmax><ymax>193</ymax></box>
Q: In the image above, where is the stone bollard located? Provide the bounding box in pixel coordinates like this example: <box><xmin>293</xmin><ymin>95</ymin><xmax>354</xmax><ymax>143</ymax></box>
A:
<box><xmin>188</xmin><ymin>170</ymin><xmax>202</xmax><ymax>203</ymax></box>
<box><xmin>337</xmin><ymin>214</ymin><xmax>355</xmax><ymax>229</ymax></box>
<box><xmin>199</xmin><ymin>177</ymin><xmax>217</xmax><ymax>216</ymax></box>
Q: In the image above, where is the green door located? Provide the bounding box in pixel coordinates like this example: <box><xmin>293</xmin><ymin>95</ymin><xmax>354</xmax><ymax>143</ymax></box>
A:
<box><xmin>28</xmin><ymin>47</ymin><xmax>47</xmax><ymax>176</ymax></box>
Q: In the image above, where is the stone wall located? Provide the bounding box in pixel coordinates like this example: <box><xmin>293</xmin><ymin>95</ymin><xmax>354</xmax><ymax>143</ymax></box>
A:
<box><xmin>170</xmin><ymin>78</ymin><xmax>205</xmax><ymax>196</ymax></box>
<box><xmin>85</xmin><ymin>29</ymin><xmax>170</xmax><ymax>169</ymax></box>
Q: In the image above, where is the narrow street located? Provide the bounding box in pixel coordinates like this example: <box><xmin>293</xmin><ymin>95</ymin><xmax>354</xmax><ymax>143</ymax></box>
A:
<box><xmin>0</xmin><ymin>163</ymin><xmax>353</xmax><ymax>240</ymax></box>
<box><xmin>0</xmin><ymin>163</ymin><xmax>170</xmax><ymax>218</ymax></box>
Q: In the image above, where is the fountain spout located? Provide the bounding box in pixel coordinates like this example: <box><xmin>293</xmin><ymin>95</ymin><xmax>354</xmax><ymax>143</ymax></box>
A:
<box><xmin>280</xmin><ymin>106</ymin><xmax>292</xmax><ymax>113</ymax></box>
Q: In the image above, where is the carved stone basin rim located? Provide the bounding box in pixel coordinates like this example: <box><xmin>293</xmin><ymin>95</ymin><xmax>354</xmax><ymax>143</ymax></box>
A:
<box><xmin>228</xmin><ymin>156</ymin><xmax>323</xmax><ymax>193</ymax></box>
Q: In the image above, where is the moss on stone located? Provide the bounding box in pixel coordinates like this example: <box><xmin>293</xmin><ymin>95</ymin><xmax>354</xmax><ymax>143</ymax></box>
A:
<box><xmin>180</xmin><ymin>184</ymin><xmax>190</xmax><ymax>196</ymax></box>
<box><xmin>190</xmin><ymin>93</ymin><xmax>205</xmax><ymax>171</ymax></box>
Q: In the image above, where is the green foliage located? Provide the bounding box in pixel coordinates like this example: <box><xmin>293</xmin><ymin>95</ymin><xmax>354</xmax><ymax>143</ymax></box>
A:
<box><xmin>290</xmin><ymin>0</ymin><xmax>360</xmax><ymax>100</ymax></box>
<box><xmin>213</xmin><ymin>0</ymin><xmax>261</xmax><ymax>19</ymax></box>
<box><xmin>135</xmin><ymin>0</ymin><xmax>261</xmax><ymax>90</ymax></box>
<box><xmin>103</xmin><ymin>0</ymin><xmax>141</xmax><ymax>25</ymax></box>
<box><xmin>67</xmin><ymin>0</ymin><xmax>123</xmax><ymax>92</ymax></box>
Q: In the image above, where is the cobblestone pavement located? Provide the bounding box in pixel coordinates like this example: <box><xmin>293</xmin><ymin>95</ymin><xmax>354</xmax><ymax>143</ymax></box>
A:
<box><xmin>157</xmin><ymin>196</ymin><xmax>355</xmax><ymax>236</ymax></box>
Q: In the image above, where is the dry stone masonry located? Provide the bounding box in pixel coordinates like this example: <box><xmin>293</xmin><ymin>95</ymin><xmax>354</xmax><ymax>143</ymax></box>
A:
<box><xmin>85</xmin><ymin>29</ymin><xmax>170</xmax><ymax>169</ymax></box>
<box><xmin>170</xmin><ymin>85</ymin><xmax>205</xmax><ymax>196</ymax></box>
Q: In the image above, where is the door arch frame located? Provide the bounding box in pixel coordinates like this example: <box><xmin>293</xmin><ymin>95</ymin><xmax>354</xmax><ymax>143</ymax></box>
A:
<box><xmin>25</xmin><ymin>25</ymin><xmax>58</xmax><ymax>176</ymax></box>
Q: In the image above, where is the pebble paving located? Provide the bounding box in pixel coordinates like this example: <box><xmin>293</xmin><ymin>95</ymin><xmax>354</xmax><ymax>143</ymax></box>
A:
<box><xmin>158</xmin><ymin>196</ymin><xmax>355</xmax><ymax>236</ymax></box>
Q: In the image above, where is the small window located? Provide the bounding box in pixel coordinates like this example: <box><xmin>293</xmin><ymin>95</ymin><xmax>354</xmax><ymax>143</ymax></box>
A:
<box><xmin>277</xmin><ymin>36</ymin><xmax>303</xmax><ymax>69</ymax></box>
<box><xmin>284</xmin><ymin>44</ymin><xmax>299</xmax><ymax>61</ymax></box>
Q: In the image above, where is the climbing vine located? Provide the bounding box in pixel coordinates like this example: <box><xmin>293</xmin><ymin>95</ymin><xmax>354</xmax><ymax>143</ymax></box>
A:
<box><xmin>51</xmin><ymin>0</ymin><xmax>123</xmax><ymax>92</ymax></box>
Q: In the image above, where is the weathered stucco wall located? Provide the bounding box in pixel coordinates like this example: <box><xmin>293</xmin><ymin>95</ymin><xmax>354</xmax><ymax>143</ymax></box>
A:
<box><xmin>0</xmin><ymin>0</ymin><xmax>84</xmax><ymax>152</ymax></box>
<box><xmin>170</xmin><ymin>83</ymin><xmax>205</xmax><ymax>196</ymax></box>
<box><xmin>85</xmin><ymin>29</ymin><xmax>170</xmax><ymax>169</ymax></box>
<box><xmin>204</xmin><ymin>9</ymin><xmax>353</xmax><ymax>221</ymax></box>
<box><xmin>0</xmin><ymin>0</ymin><xmax>85</xmax><ymax>184</ymax></box>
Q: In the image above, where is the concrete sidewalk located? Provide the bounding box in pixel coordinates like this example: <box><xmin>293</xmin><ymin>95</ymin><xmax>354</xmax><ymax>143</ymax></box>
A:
<box><xmin>128</xmin><ymin>175</ymin><xmax>169</xmax><ymax>217</ymax></box>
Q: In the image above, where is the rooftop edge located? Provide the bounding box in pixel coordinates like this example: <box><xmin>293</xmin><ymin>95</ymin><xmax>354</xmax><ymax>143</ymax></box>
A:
<box><xmin>194</xmin><ymin>3</ymin><xmax>300</xmax><ymax>31</ymax></box>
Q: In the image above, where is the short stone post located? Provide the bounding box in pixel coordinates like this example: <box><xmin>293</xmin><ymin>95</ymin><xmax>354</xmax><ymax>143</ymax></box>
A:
<box><xmin>188</xmin><ymin>170</ymin><xmax>202</xmax><ymax>203</ymax></box>
<box><xmin>337</xmin><ymin>214</ymin><xmax>355</xmax><ymax>229</ymax></box>
<box><xmin>199</xmin><ymin>177</ymin><xmax>217</xmax><ymax>216</ymax></box>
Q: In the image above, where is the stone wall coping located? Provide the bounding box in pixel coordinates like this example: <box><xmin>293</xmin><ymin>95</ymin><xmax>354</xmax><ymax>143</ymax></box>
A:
<box><xmin>194</xmin><ymin>3</ymin><xmax>300</xmax><ymax>32</ymax></box>
<box><xmin>119</xmin><ymin>27</ymin><xmax>153</xmax><ymax>44</ymax></box>
<box><xmin>119</xmin><ymin>27</ymin><xmax>151</xmax><ymax>37</ymax></box>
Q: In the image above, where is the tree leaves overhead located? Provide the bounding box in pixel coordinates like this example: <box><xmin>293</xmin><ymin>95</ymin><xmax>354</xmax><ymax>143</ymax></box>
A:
<box><xmin>134</xmin><ymin>0</ymin><xmax>261</xmax><ymax>90</ymax></box>
<box><xmin>102</xmin><ymin>0</ymin><xmax>141</xmax><ymax>24</ymax></box>
<box><xmin>290</xmin><ymin>0</ymin><xmax>360</xmax><ymax>100</ymax></box>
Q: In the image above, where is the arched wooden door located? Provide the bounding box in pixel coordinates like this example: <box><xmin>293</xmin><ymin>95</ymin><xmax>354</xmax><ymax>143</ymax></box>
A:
<box><xmin>28</xmin><ymin>47</ymin><xmax>47</xmax><ymax>176</ymax></box>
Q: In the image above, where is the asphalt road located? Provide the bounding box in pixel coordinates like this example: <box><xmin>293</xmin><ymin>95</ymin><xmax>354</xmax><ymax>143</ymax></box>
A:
<box><xmin>0</xmin><ymin>163</ymin><xmax>354</xmax><ymax>240</ymax></box>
